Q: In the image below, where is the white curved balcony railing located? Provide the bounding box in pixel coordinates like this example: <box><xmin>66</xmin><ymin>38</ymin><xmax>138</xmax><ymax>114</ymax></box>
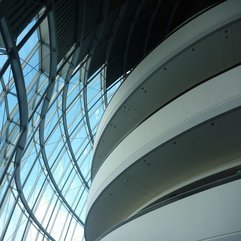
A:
<box><xmin>99</xmin><ymin>179</ymin><xmax>241</xmax><ymax>241</ymax></box>
<box><xmin>88</xmin><ymin>64</ymin><xmax>241</xmax><ymax>212</ymax></box>
<box><xmin>91</xmin><ymin>0</ymin><xmax>241</xmax><ymax>177</ymax></box>
<box><xmin>85</xmin><ymin>65</ymin><xmax>241</xmax><ymax>241</ymax></box>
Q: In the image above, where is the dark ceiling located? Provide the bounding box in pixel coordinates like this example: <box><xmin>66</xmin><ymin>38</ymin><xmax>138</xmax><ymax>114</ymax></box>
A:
<box><xmin>0</xmin><ymin>0</ymin><xmax>224</xmax><ymax>87</ymax></box>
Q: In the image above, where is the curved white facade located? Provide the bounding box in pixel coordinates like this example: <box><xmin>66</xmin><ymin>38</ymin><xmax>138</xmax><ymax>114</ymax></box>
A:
<box><xmin>85</xmin><ymin>1</ymin><xmax>241</xmax><ymax>241</ymax></box>
<box><xmin>91</xmin><ymin>0</ymin><xmax>241</xmax><ymax>177</ymax></box>
<box><xmin>99</xmin><ymin>179</ymin><xmax>241</xmax><ymax>241</ymax></box>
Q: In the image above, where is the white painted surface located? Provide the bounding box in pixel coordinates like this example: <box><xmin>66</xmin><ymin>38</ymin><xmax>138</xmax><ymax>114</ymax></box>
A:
<box><xmin>100</xmin><ymin>179</ymin><xmax>241</xmax><ymax>241</ymax></box>
<box><xmin>88</xmin><ymin>65</ymin><xmax>241</xmax><ymax>212</ymax></box>
<box><xmin>85</xmin><ymin>2</ymin><xmax>241</xmax><ymax>240</ymax></box>
<box><xmin>92</xmin><ymin>0</ymin><xmax>241</xmax><ymax>176</ymax></box>
<box><xmin>95</xmin><ymin>0</ymin><xmax>241</xmax><ymax>145</ymax></box>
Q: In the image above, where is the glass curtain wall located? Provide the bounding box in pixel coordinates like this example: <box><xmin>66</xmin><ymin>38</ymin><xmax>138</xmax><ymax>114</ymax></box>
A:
<box><xmin>0</xmin><ymin>7</ymin><xmax>122</xmax><ymax>241</ymax></box>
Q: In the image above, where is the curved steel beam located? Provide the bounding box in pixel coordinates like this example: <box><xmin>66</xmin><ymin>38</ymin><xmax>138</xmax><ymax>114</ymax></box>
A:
<box><xmin>17</xmin><ymin>8</ymin><xmax>49</xmax><ymax>50</ymax></box>
<box><xmin>0</xmin><ymin>4</ymin><xmax>49</xmax><ymax>188</ymax></box>
<box><xmin>0</xmin><ymin>16</ymin><xmax>29</xmax><ymax>216</ymax></box>
<box><xmin>0</xmin><ymin>17</ymin><xmax>28</xmax><ymax>164</ymax></box>
<box><xmin>38</xmin><ymin>9</ymin><xmax>85</xmax><ymax>227</ymax></box>
<box><xmin>53</xmin><ymin>1</ymin><xmax>90</xmax><ymax>187</ymax></box>
<box><xmin>83</xmin><ymin>58</ymin><xmax>95</xmax><ymax>145</ymax></box>
<box><xmin>39</xmin><ymin>134</ymin><xmax>85</xmax><ymax>226</ymax></box>
<box><xmin>61</xmin><ymin>47</ymin><xmax>90</xmax><ymax>189</ymax></box>
<box><xmin>0</xmin><ymin>64</ymin><xmax>11</xmax><ymax>183</ymax></box>
<box><xmin>0</xmin><ymin>15</ymin><xmax>57</xmax><ymax>241</ymax></box>
<box><xmin>82</xmin><ymin>0</ymin><xmax>111</xmax><ymax>146</ymax></box>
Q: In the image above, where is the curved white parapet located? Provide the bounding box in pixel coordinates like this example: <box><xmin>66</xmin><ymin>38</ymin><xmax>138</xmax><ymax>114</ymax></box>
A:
<box><xmin>85</xmin><ymin>64</ymin><xmax>241</xmax><ymax>241</ymax></box>
<box><xmin>85</xmin><ymin>2</ymin><xmax>241</xmax><ymax>241</ymax></box>
<box><xmin>91</xmin><ymin>0</ymin><xmax>241</xmax><ymax>177</ymax></box>
<box><xmin>100</xmin><ymin>179</ymin><xmax>241</xmax><ymax>241</ymax></box>
<box><xmin>88</xmin><ymin>65</ymin><xmax>241</xmax><ymax>212</ymax></box>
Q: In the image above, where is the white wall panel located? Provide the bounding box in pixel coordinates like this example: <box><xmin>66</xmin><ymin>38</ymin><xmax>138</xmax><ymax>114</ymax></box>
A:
<box><xmin>91</xmin><ymin>0</ymin><xmax>241</xmax><ymax>177</ymax></box>
<box><xmin>101</xmin><ymin>179</ymin><xmax>241</xmax><ymax>241</ymax></box>
<box><xmin>88</xmin><ymin>65</ymin><xmax>241</xmax><ymax>211</ymax></box>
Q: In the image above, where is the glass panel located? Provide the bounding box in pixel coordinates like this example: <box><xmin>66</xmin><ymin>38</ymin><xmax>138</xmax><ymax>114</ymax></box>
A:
<box><xmin>0</xmin><ymin>7</ymin><xmax>122</xmax><ymax>241</ymax></box>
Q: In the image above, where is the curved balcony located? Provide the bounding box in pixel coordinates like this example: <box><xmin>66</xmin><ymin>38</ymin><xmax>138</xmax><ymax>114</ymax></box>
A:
<box><xmin>86</xmin><ymin>64</ymin><xmax>241</xmax><ymax>241</ymax></box>
<box><xmin>86</xmin><ymin>1</ymin><xmax>241</xmax><ymax>240</ymax></box>
<box><xmin>97</xmin><ymin>179</ymin><xmax>241</xmax><ymax>241</ymax></box>
<box><xmin>91</xmin><ymin>0</ymin><xmax>241</xmax><ymax>178</ymax></box>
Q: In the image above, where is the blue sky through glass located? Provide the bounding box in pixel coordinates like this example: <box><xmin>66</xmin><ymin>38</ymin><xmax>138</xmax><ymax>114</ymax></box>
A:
<box><xmin>0</xmin><ymin>8</ymin><xmax>124</xmax><ymax>241</ymax></box>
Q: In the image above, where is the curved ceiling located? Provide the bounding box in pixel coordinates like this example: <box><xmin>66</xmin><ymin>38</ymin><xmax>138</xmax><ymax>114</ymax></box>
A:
<box><xmin>1</xmin><ymin>0</ymin><xmax>224</xmax><ymax>87</ymax></box>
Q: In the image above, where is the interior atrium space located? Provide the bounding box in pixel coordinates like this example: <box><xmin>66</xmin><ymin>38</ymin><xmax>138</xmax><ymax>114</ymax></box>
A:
<box><xmin>0</xmin><ymin>0</ymin><xmax>241</xmax><ymax>241</ymax></box>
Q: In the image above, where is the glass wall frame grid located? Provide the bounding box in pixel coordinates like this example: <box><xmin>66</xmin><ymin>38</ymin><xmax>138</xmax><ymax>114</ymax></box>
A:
<box><xmin>0</xmin><ymin>4</ymin><xmax>124</xmax><ymax>240</ymax></box>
